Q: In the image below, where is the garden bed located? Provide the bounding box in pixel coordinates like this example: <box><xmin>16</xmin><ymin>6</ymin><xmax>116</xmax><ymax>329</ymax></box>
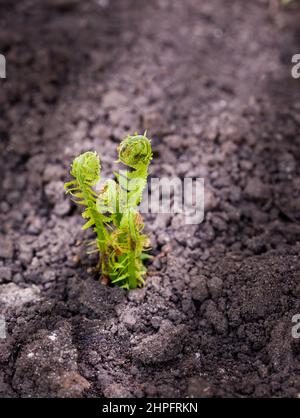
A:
<box><xmin>0</xmin><ymin>0</ymin><xmax>300</xmax><ymax>398</ymax></box>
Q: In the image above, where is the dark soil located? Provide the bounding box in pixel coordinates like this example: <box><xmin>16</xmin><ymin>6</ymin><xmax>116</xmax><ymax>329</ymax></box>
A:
<box><xmin>1</xmin><ymin>0</ymin><xmax>300</xmax><ymax>398</ymax></box>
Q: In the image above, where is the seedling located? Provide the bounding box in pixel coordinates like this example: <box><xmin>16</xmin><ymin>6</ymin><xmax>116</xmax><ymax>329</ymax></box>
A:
<box><xmin>64</xmin><ymin>133</ymin><xmax>152</xmax><ymax>289</ymax></box>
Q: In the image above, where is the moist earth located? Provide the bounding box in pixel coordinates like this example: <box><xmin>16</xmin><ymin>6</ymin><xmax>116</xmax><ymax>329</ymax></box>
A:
<box><xmin>0</xmin><ymin>0</ymin><xmax>300</xmax><ymax>398</ymax></box>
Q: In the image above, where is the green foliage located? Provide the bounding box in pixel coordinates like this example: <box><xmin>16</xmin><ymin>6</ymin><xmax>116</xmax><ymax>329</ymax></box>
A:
<box><xmin>64</xmin><ymin>134</ymin><xmax>152</xmax><ymax>289</ymax></box>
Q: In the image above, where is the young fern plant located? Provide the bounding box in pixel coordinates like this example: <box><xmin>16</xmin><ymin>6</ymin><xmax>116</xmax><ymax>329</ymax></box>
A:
<box><xmin>64</xmin><ymin>152</ymin><xmax>112</xmax><ymax>278</ymax></box>
<box><xmin>64</xmin><ymin>133</ymin><xmax>152</xmax><ymax>289</ymax></box>
<box><xmin>109</xmin><ymin>134</ymin><xmax>153</xmax><ymax>288</ymax></box>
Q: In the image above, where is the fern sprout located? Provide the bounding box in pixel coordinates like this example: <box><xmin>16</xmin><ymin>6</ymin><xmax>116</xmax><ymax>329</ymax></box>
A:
<box><xmin>64</xmin><ymin>133</ymin><xmax>152</xmax><ymax>289</ymax></box>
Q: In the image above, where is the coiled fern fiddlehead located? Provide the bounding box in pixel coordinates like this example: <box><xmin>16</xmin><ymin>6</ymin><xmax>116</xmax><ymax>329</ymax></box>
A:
<box><xmin>107</xmin><ymin>134</ymin><xmax>152</xmax><ymax>288</ymax></box>
<box><xmin>64</xmin><ymin>152</ymin><xmax>111</xmax><ymax>277</ymax></box>
<box><xmin>117</xmin><ymin>133</ymin><xmax>152</xmax><ymax>209</ymax></box>
<box><xmin>64</xmin><ymin>133</ymin><xmax>152</xmax><ymax>289</ymax></box>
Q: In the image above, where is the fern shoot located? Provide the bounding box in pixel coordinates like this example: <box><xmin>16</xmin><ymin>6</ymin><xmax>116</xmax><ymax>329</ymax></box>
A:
<box><xmin>64</xmin><ymin>152</ymin><xmax>113</xmax><ymax>277</ymax></box>
<box><xmin>64</xmin><ymin>133</ymin><xmax>152</xmax><ymax>289</ymax></box>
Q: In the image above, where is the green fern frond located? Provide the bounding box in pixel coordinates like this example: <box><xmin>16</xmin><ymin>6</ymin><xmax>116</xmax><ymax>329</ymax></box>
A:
<box><xmin>117</xmin><ymin>134</ymin><xmax>152</xmax><ymax>209</ymax></box>
<box><xmin>64</xmin><ymin>151</ymin><xmax>111</xmax><ymax>276</ymax></box>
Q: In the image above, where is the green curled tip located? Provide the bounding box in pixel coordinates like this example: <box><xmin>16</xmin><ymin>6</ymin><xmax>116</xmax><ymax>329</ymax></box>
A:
<box><xmin>70</xmin><ymin>151</ymin><xmax>101</xmax><ymax>185</ymax></box>
<box><xmin>118</xmin><ymin>134</ymin><xmax>152</xmax><ymax>169</ymax></box>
